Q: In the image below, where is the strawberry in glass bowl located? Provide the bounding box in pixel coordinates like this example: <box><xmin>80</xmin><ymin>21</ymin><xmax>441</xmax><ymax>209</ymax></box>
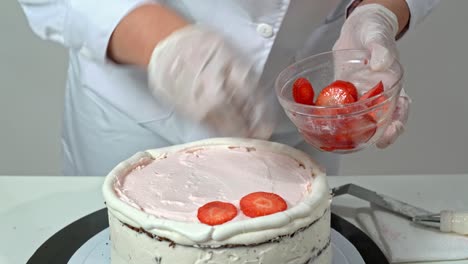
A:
<box><xmin>275</xmin><ymin>50</ymin><xmax>403</xmax><ymax>153</ymax></box>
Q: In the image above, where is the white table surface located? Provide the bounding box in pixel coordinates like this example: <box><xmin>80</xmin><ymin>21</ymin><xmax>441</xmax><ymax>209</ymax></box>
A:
<box><xmin>0</xmin><ymin>174</ymin><xmax>467</xmax><ymax>264</ymax></box>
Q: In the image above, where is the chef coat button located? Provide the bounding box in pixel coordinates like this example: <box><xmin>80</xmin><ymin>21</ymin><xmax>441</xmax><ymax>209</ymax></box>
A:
<box><xmin>79</xmin><ymin>47</ymin><xmax>93</xmax><ymax>59</ymax></box>
<box><xmin>256</xmin><ymin>23</ymin><xmax>274</xmax><ymax>38</ymax></box>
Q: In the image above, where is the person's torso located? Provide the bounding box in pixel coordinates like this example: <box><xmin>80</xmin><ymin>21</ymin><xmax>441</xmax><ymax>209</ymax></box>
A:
<box><xmin>63</xmin><ymin>0</ymin><xmax>347</xmax><ymax>175</ymax></box>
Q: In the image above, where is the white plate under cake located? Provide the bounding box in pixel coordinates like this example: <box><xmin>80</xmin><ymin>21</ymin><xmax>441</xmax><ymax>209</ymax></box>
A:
<box><xmin>103</xmin><ymin>138</ymin><xmax>332</xmax><ymax>264</ymax></box>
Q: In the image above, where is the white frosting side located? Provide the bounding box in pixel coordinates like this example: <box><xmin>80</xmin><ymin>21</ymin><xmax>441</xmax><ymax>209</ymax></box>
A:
<box><xmin>108</xmin><ymin>208</ymin><xmax>332</xmax><ymax>264</ymax></box>
<box><xmin>114</xmin><ymin>146</ymin><xmax>312</xmax><ymax>222</ymax></box>
<box><xmin>103</xmin><ymin>138</ymin><xmax>330</xmax><ymax>246</ymax></box>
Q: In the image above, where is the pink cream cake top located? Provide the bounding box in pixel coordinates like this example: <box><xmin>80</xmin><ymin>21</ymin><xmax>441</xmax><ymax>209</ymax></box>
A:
<box><xmin>114</xmin><ymin>146</ymin><xmax>313</xmax><ymax>222</ymax></box>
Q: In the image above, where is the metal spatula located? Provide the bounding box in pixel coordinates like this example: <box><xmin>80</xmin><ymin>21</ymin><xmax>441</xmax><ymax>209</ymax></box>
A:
<box><xmin>331</xmin><ymin>184</ymin><xmax>468</xmax><ymax>235</ymax></box>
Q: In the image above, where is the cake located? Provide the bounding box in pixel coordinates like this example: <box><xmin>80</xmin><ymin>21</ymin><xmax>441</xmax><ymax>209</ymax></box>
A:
<box><xmin>102</xmin><ymin>138</ymin><xmax>331</xmax><ymax>264</ymax></box>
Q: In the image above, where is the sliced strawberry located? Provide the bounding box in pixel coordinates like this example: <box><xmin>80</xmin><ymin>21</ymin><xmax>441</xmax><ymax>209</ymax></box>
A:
<box><xmin>314</xmin><ymin>127</ymin><xmax>356</xmax><ymax>152</ymax></box>
<box><xmin>197</xmin><ymin>201</ymin><xmax>238</xmax><ymax>226</ymax></box>
<box><xmin>304</xmin><ymin>130</ymin><xmax>353</xmax><ymax>152</ymax></box>
<box><xmin>343</xmin><ymin>115</ymin><xmax>377</xmax><ymax>145</ymax></box>
<box><xmin>367</xmin><ymin>95</ymin><xmax>389</xmax><ymax>121</ymax></box>
<box><xmin>359</xmin><ymin>81</ymin><xmax>384</xmax><ymax>101</ymax></box>
<box><xmin>319</xmin><ymin>133</ymin><xmax>356</xmax><ymax>152</ymax></box>
<box><xmin>292</xmin><ymin>77</ymin><xmax>315</xmax><ymax>105</ymax></box>
<box><xmin>368</xmin><ymin>94</ymin><xmax>387</xmax><ymax>107</ymax></box>
<box><xmin>316</xmin><ymin>81</ymin><xmax>357</xmax><ymax>107</ymax></box>
<box><xmin>305</xmin><ymin>113</ymin><xmax>377</xmax><ymax>152</ymax></box>
<box><xmin>301</xmin><ymin>80</ymin><xmax>380</xmax><ymax>152</ymax></box>
<box><xmin>320</xmin><ymin>144</ymin><xmax>355</xmax><ymax>152</ymax></box>
<box><xmin>240</xmin><ymin>192</ymin><xmax>287</xmax><ymax>218</ymax></box>
<box><xmin>331</xmin><ymin>80</ymin><xmax>358</xmax><ymax>101</ymax></box>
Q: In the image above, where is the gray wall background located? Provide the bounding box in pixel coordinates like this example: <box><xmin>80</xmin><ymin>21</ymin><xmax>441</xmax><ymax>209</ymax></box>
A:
<box><xmin>1</xmin><ymin>1</ymin><xmax>467</xmax><ymax>176</ymax></box>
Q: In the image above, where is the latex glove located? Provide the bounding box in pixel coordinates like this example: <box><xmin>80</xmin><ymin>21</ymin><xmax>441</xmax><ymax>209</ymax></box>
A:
<box><xmin>333</xmin><ymin>4</ymin><xmax>410</xmax><ymax>148</ymax></box>
<box><xmin>148</xmin><ymin>25</ymin><xmax>274</xmax><ymax>139</ymax></box>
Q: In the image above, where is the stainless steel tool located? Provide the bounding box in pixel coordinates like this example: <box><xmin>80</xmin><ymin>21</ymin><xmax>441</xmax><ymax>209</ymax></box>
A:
<box><xmin>331</xmin><ymin>184</ymin><xmax>468</xmax><ymax>235</ymax></box>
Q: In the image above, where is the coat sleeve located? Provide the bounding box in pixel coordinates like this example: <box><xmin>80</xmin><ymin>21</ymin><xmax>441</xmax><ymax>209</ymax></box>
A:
<box><xmin>404</xmin><ymin>0</ymin><xmax>440</xmax><ymax>28</ymax></box>
<box><xmin>18</xmin><ymin>0</ymin><xmax>155</xmax><ymax>62</ymax></box>
<box><xmin>347</xmin><ymin>0</ymin><xmax>440</xmax><ymax>33</ymax></box>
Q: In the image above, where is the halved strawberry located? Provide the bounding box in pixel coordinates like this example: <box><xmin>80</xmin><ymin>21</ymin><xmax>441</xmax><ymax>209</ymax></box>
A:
<box><xmin>240</xmin><ymin>192</ymin><xmax>287</xmax><ymax>218</ymax></box>
<box><xmin>315</xmin><ymin>81</ymin><xmax>357</xmax><ymax>106</ymax></box>
<box><xmin>331</xmin><ymin>80</ymin><xmax>358</xmax><ymax>101</ymax></box>
<box><xmin>197</xmin><ymin>201</ymin><xmax>238</xmax><ymax>226</ymax></box>
<box><xmin>292</xmin><ymin>77</ymin><xmax>315</xmax><ymax>105</ymax></box>
<box><xmin>359</xmin><ymin>81</ymin><xmax>384</xmax><ymax>101</ymax></box>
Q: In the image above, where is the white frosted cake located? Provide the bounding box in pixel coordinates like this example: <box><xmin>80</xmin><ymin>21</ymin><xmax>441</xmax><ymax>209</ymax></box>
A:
<box><xmin>103</xmin><ymin>138</ymin><xmax>331</xmax><ymax>264</ymax></box>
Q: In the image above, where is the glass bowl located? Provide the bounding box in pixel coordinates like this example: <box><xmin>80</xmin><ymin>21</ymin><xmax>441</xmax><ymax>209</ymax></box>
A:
<box><xmin>275</xmin><ymin>50</ymin><xmax>404</xmax><ymax>153</ymax></box>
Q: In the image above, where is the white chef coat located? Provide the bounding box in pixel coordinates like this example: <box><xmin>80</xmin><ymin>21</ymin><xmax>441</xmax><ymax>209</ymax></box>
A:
<box><xmin>18</xmin><ymin>0</ymin><xmax>439</xmax><ymax>176</ymax></box>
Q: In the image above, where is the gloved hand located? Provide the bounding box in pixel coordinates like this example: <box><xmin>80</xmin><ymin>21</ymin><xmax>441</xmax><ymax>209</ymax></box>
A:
<box><xmin>147</xmin><ymin>25</ymin><xmax>274</xmax><ymax>139</ymax></box>
<box><xmin>333</xmin><ymin>4</ymin><xmax>410</xmax><ymax>148</ymax></box>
